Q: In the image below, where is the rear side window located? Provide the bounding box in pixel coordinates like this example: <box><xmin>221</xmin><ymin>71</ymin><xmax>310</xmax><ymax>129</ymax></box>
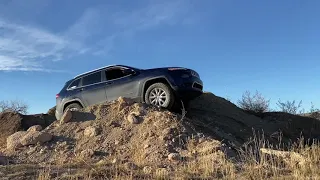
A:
<box><xmin>82</xmin><ymin>71</ymin><xmax>102</xmax><ymax>86</ymax></box>
<box><xmin>68</xmin><ymin>78</ymin><xmax>81</xmax><ymax>89</ymax></box>
<box><xmin>106</xmin><ymin>68</ymin><xmax>126</xmax><ymax>80</ymax></box>
<box><xmin>105</xmin><ymin>68</ymin><xmax>134</xmax><ymax>80</ymax></box>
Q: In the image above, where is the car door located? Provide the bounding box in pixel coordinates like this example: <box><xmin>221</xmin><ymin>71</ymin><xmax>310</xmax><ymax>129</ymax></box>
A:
<box><xmin>80</xmin><ymin>70</ymin><xmax>107</xmax><ymax>106</ymax></box>
<box><xmin>104</xmin><ymin>67</ymin><xmax>140</xmax><ymax>102</ymax></box>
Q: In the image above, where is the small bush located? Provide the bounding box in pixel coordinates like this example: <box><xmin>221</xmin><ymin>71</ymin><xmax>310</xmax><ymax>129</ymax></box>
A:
<box><xmin>237</xmin><ymin>90</ymin><xmax>270</xmax><ymax>113</ymax></box>
<box><xmin>310</xmin><ymin>102</ymin><xmax>319</xmax><ymax>113</ymax></box>
<box><xmin>276</xmin><ymin>99</ymin><xmax>303</xmax><ymax>115</ymax></box>
<box><xmin>0</xmin><ymin>100</ymin><xmax>29</xmax><ymax>114</ymax></box>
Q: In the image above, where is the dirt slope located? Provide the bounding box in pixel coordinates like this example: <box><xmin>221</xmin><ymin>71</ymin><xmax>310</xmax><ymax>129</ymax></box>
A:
<box><xmin>186</xmin><ymin>92</ymin><xmax>320</xmax><ymax>149</ymax></box>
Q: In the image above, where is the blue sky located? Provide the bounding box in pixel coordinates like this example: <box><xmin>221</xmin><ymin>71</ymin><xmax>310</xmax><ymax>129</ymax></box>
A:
<box><xmin>0</xmin><ymin>0</ymin><xmax>319</xmax><ymax>114</ymax></box>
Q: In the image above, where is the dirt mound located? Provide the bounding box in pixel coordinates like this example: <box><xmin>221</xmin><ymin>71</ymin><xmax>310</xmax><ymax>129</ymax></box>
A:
<box><xmin>0</xmin><ymin>112</ymin><xmax>22</xmax><ymax>149</ymax></box>
<box><xmin>186</xmin><ymin>92</ymin><xmax>320</xmax><ymax>149</ymax></box>
<box><xmin>3</xmin><ymin>93</ymin><xmax>319</xmax><ymax>165</ymax></box>
<box><xmin>0</xmin><ymin>112</ymin><xmax>56</xmax><ymax>150</ymax></box>
<box><xmin>2</xmin><ymin>93</ymin><xmax>320</xmax><ymax>179</ymax></box>
<box><xmin>4</xmin><ymin>98</ymin><xmax>231</xmax><ymax>172</ymax></box>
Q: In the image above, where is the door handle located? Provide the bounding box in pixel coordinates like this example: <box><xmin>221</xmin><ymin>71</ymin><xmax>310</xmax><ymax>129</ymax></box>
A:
<box><xmin>106</xmin><ymin>82</ymin><xmax>113</xmax><ymax>85</ymax></box>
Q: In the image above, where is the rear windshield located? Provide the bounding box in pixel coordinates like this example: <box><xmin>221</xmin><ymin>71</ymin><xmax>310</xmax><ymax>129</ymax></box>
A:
<box><xmin>62</xmin><ymin>79</ymin><xmax>73</xmax><ymax>90</ymax></box>
<box><xmin>68</xmin><ymin>79</ymin><xmax>81</xmax><ymax>89</ymax></box>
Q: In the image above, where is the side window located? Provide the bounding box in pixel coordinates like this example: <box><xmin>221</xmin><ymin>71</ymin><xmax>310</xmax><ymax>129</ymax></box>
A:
<box><xmin>68</xmin><ymin>78</ymin><xmax>80</xmax><ymax>89</ymax></box>
<box><xmin>105</xmin><ymin>68</ymin><xmax>128</xmax><ymax>81</ymax></box>
<box><xmin>82</xmin><ymin>71</ymin><xmax>102</xmax><ymax>86</ymax></box>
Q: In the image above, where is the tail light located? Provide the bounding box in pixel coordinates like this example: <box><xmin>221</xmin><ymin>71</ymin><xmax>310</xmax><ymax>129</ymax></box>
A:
<box><xmin>56</xmin><ymin>94</ymin><xmax>60</xmax><ymax>99</ymax></box>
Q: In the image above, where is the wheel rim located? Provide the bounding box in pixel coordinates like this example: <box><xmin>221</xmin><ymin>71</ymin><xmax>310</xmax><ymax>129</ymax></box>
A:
<box><xmin>149</xmin><ymin>88</ymin><xmax>168</xmax><ymax>107</ymax></box>
<box><xmin>68</xmin><ymin>107</ymin><xmax>78</xmax><ymax>111</ymax></box>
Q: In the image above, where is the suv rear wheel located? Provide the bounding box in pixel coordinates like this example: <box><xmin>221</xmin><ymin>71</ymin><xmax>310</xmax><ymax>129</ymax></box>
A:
<box><xmin>145</xmin><ymin>83</ymin><xmax>175</xmax><ymax>108</ymax></box>
<box><xmin>64</xmin><ymin>103</ymin><xmax>82</xmax><ymax>113</ymax></box>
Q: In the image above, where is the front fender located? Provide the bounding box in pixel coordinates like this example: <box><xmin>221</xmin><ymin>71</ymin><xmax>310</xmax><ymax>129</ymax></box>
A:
<box><xmin>139</xmin><ymin>75</ymin><xmax>176</xmax><ymax>102</ymax></box>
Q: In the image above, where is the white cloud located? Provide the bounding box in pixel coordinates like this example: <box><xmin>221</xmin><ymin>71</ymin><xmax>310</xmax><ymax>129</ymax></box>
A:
<box><xmin>0</xmin><ymin>18</ymin><xmax>87</xmax><ymax>71</ymax></box>
<box><xmin>88</xmin><ymin>0</ymin><xmax>194</xmax><ymax>56</ymax></box>
<box><xmin>0</xmin><ymin>0</ymin><xmax>194</xmax><ymax>72</ymax></box>
<box><xmin>64</xmin><ymin>8</ymin><xmax>103</xmax><ymax>42</ymax></box>
<box><xmin>111</xmin><ymin>0</ymin><xmax>191</xmax><ymax>30</ymax></box>
<box><xmin>0</xmin><ymin>55</ymin><xmax>47</xmax><ymax>72</ymax></box>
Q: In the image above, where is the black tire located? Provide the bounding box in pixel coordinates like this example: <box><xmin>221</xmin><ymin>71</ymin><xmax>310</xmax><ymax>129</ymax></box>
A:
<box><xmin>145</xmin><ymin>83</ymin><xmax>175</xmax><ymax>109</ymax></box>
<box><xmin>64</xmin><ymin>103</ymin><xmax>82</xmax><ymax>113</ymax></box>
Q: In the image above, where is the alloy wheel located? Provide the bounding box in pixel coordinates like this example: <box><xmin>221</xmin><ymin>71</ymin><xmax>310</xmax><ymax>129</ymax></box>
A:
<box><xmin>68</xmin><ymin>107</ymin><xmax>78</xmax><ymax>111</ymax></box>
<box><xmin>148</xmin><ymin>88</ymin><xmax>168</xmax><ymax>107</ymax></box>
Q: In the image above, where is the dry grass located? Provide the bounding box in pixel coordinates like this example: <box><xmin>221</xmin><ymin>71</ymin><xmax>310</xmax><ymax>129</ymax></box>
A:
<box><xmin>235</xmin><ymin>134</ymin><xmax>320</xmax><ymax>180</ymax></box>
<box><xmin>0</xmin><ymin>133</ymin><xmax>316</xmax><ymax>180</ymax></box>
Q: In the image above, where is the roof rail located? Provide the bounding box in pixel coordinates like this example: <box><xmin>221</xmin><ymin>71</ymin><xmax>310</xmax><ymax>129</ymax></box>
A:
<box><xmin>73</xmin><ymin>64</ymin><xmax>119</xmax><ymax>78</ymax></box>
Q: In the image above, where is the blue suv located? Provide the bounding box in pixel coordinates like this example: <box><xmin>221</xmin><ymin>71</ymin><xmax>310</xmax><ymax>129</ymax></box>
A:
<box><xmin>55</xmin><ymin>65</ymin><xmax>203</xmax><ymax>120</ymax></box>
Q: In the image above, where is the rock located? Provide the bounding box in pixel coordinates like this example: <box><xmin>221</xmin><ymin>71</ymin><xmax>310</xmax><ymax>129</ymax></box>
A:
<box><xmin>127</xmin><ymin>113</ymin><xmax>140</xmax><ymax>124</ymax></box>
<box><xmin>110</xmin><ymin>121</ymin><xmax>121</xmax><ymax>128</ymax></box>
<box><xmin>60</xmin><ymin>110</ymin><xmax>72</xmax><ymax>124</ymax></box>
<box><xmin>39</xmin><ymin>148</ymin><xmax>46</xmax><ymax>154</ymax></box>
<box><xmin>7</xmin><ymin>131</ymin><xmax>28</xmax><ymax>150</ymax></box>
<box><xmin>96</xmin><ymin>159</ymin><xmax>107</xmax><ymax>166</ymax></box>
<box><xmin>20</xmin><ymin>131</ymin><xmax>52</xmax><ymax>146</ymax></box>
<box><xmin>144</xmin><ymin>144</ymin><xmax>150</xmax><ymax>149</ymax></box>
<box><xmin>118</xmin><ymin>97</ymin><xmax>135</xmax><ymax>110</ymax></box>
<box><xmin>84</xmin><ymin>126</ymin><xmax>99</xmax><ymax>137</ymax></box>
<box><xmin>198</xmin><ymin>137</ymin><xmax>205</xmax><ymax>143</ymax></box>
<box><xmin>114</xmin><ymin>140</ymin><xmax>120</xmax><ymax>145</ymax></box>
<box><xmin>260</xmin><ymin>148</ymin><xmax>306</xmax><ymax>166</ymax></box>
<box><xmin>168</xmin><ymin>153</ymin><xmax>181</xmax><ymax>161</ymax></box>
<box><xmin>143</xmin><ymin>166</ymin><xmax>152</xmax><ymax>174</ymax></box>
<box><xmin>132</xmin><ymin>103</ymin><xmax>147</xmax><ymax>115</ymax></box>
<box><xmin>112</xmin><ymin>158</ymin><xmax>118</xmax><ymax>164</ymax></box>
<box><xmin>80</xmin><ymin>149</ymin><xmax>95</xmax><ymax>158</ymax></box>
<box><xmin>159</xmin><ymin>135</ymin><xmax>165</xmax><ymax>141</ymax></box>
<box><xmin>118</xmin><ymin>97</ymin><xmax>134</xmax><ymax>106</ymax></box>
<box><xmin>27</xmin><ymin>147</ymin><xmax>37</xmax><ymax>155</ymax></box>
<box><xmin>124</xmin><ymin>162</ymin><xmax>138</xmax><ymax>170</ymax></box>
<box><xmin>27</xmin><ymin>125</ymin><xmax>43</xmax><ymax>132</ymax></box>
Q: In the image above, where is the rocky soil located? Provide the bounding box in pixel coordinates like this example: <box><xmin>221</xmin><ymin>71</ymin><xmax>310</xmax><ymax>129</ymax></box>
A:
<box><xmin>0</xmin><ymin>92</ymin><xmax>320</xmax><ymax>179</ymax></box>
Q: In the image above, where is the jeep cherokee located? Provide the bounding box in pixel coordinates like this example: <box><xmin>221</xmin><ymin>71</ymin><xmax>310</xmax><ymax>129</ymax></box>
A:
<box><xmin>55</xmin><ymin>65</ymin><xmax>203</xmax><ymax>120</ymax></box>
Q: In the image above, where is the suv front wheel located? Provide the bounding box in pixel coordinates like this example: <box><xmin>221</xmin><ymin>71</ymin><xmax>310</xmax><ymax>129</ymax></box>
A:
<box><xmin>145</xmin><ymin>83</ymin><xmax>175</xmax><ymax>109</ymax></box>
